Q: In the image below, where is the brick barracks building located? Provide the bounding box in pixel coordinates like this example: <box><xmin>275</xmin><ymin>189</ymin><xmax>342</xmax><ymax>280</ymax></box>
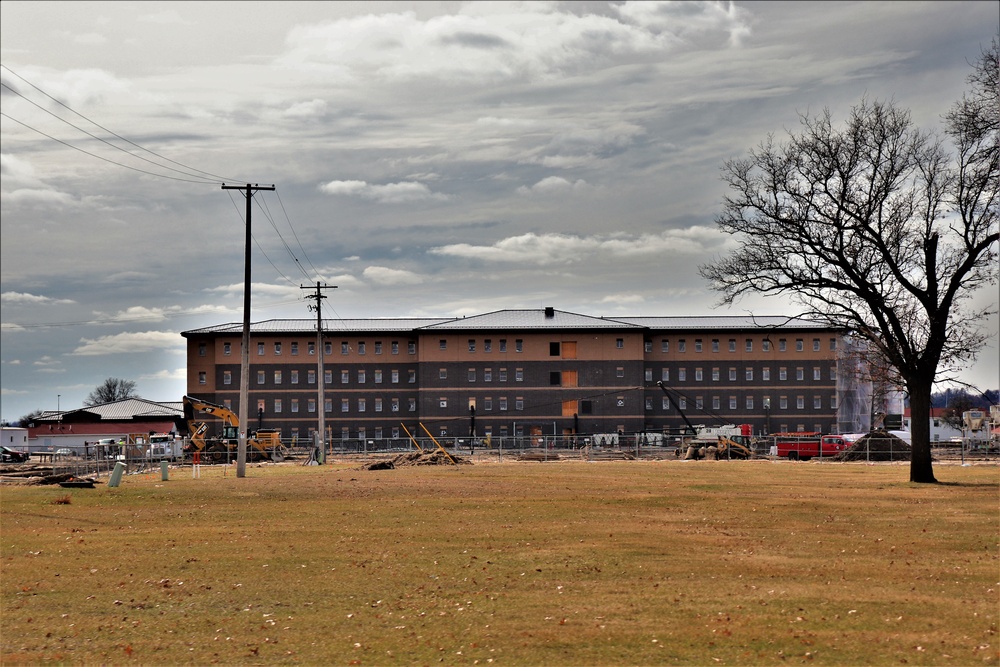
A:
<box><xmin>182</xmin><ymin>308</ymin><xmax>870</xmax><ymax>444</ymax></box>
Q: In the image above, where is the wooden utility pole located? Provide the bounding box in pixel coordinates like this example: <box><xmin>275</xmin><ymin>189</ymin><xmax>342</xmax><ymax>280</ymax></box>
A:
<box><xmin>221</xmin><ymin>183</ymin><xmax>274</xmax><ymax>478</ymax></box>
<box><xmin>302</xmin><ymin>282</ymin><xmax>336</xmax><ymax>462</ymax></box>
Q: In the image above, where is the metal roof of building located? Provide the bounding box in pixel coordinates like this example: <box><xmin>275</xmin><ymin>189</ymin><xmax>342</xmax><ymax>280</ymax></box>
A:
<box><xmin>181</xmin><ymin>311</ymin><xmax>837</xmax><ymax>335</ymax></box>
<box><xmin>418</xmin><ymin>309</ymin><xmax>644</xmax><ymax>330</ymax></box>
<box><xmin>36</xmin><ymin>398</ymin><xmax>183</xmax><ymax>422</ymax></box>
<box><xmin>617</xmin><ymin>315</ymin><xmax>840</xmax><ymax>331</ymax></box>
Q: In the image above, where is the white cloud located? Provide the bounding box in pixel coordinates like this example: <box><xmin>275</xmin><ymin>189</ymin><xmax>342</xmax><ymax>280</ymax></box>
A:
<box><xmin>1</xmin><ymin>291</ymin><xmax>76</xmax><ymax>305</ymax></box>
<box><xmin>362</xmin><ymin>266</ymin><xmax>424</xmax><ymax>286</ymax></box>
<box><xmin>73</xmin><ymin>33</ymin><xmax>107</xmax><ymax>46</ymax></box>
<box><xmin>283</xmin><ymin>99</ymin><xmax>328</xmax><ymax>118</ymax></box>
<box><xmin>517</xmin><ymin>176</ymin><xmax>591</xmax><ymax>195</ymax></box>
<box><xmin>71</xmin><ymin>331</ymin><xmax>184</xmax><ymax>356</ymax></box>
<box><xmin>430</xmin><ymin>228</ymin><xmax>732</xmax><ymax>264</ymax></box>
<box><xmin>140</xmin><ymin>368</ymin><xmax>186</xmax><ymax>381</ymax></box>
<box><xmin>319</xmin><ymin>180</ymin><xmax>448</xmax><ymax>203</ymax></box>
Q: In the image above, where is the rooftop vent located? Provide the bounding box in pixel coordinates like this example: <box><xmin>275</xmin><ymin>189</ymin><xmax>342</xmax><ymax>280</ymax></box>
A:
<box><xmin>544</xmin><ymin>307</ymin><xmax>555</xmax><ymax>318</ymax></box>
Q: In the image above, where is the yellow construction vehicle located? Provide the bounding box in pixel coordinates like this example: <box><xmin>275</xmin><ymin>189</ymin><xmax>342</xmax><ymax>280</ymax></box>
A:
<box><xmin>183</xmin><ymin>396</ymin><xmax>287</xmax><ymax>462</ymax></box>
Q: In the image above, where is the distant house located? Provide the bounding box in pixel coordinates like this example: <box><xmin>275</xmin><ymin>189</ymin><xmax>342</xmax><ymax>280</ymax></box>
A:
<box><xmin>26</xmin><ymin>398</ymin><xmax>183</xmax><ymax>454</ymax></box>
<box><xmin>902</xmin><ymin>407</ymin><xmax>965</xmax><ymax>443</ymax></box>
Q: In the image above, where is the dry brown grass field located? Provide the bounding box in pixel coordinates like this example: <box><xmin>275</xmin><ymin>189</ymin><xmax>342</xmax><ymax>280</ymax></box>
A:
<box><xmin>1</xmin><ymin>458</ymin><xmax>997</xmax><ymax>666</ymax></box>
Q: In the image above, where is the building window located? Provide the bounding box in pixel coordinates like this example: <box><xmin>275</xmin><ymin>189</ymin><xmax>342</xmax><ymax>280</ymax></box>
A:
<box><xmin>678</xmin><ymin>368</ymin><xmax>686</xmax><ymax>382</ymax></box>
<box><xmin>796</xmin><ymin>339</ymin><xmax>804</xmax><ymax>351</ymax></box>
<box><xmin>409</xmin><ymin>398</ymin><xmax>416</xmax><ymax>411</ymax></box>
<box><xmin>645</xmin><ymin>340</ymin><xmax>653</xmax><ymax>353</ymax></box>
<box><xmin>745</xmin><ymin>339</ymin><xmax>753</xmax><ymax>352</ymax></box>
<box><xmin>830</xmin><ymin>395</ymin><xmax>838</xmax><ymax>409</ymax></box>
<box><xmin>358</xmin><ymin>370</ymin><xmax>366</xmax><ymax>383</ymax></box>
<box><xmin>762</xmin><ymin>339</ymin><xmax>771</xmax><ymax>352</ymax></box>
<box><xmin>661</xmin><ymin>368</ymin><xmax>670</xmax><ymax>382</ymax></box>
<box><xmin>274</xmin><ymin>342</ymin><xmax>282</xmax><ymax>355</ymax></box>
<box><xmin>746</xmin><ymin>396</ymin><xmax>754</xmax><ymax>410</ymax></box>
<box><xmin>199</xmin><ymin>371</ymin><xmax>207</xmax><ymax>385</ymax></box>
<box><xmin>813</xmin><ymin>338</ymin><xmax>821</xmax><ymax>351</ymax></box>
<box><xmin>729</xmin><ymin>396</ymin><xmax>737</xmax><ymax>410</ymax></box>
<box><xmin>695</xmin><ymin>339</ymin><xmax>703</xmax><ymax>353</ymax></box>
<box><xmin>359</xmin><ymin>398</ymin><xmax>366</xmax><ymax>412</ymax></box>
<box><xmin>678</xmin><ymin>339</ymin><xmax>686</xmax><ymax>353</ymax></box>
<box><xmin>745</xmin><ymin>367</ymin><xmax>753</xmax><ymax>381</ymax></box>
<box><xmin>645</xmin><ymin>397</ymin><xmax>653</xmax><ymax>410</ymax></box>
<box><xmin>224</xmin><ymin>342</ymin><xmax>231</xmax><ymax>355</ymax></box>
<box><xmin>469</xmin><ymin>368</ymin><xmax>477</xmax><ymax>382</ymax></box>
<box><xmin>375</xmin><ymin>398</ymin><xmax>383</xmax><ymax>412</ymax></box>
<box><xmin>712</xmin><ymin>368</ymin><xmax>720</xmax><ymax>381</ymax></box>
<box><xmin>645</xmin><ymin>368</ymin><xmax>654</xmax><ymax>382</ymax></box>
<box><xmin>308</xmin><ymin>341</ymin><xmax>315</xmax><ymax>355</ymax></box>
<box><xmin>515</xmin><ymin>339</ymin><xmax>523</xmax><ymax>352</ymax></box>
<box><xmin>274</xmin><ymin>370</ymin><xmax>282</xmax><ymax>385</ymax></box>
<box><xmin>729</xmin><ymin>339</ymin><xmax>736</xmax><ymax>352</ymax></box>
<box><xmin>617</xmin><ymin>338</ymin><xmax>625</xmax><ymax>349</ymax></box>
<box><xmin>469</xmin><ymin>339</ymin><xmax>476</xmax><ymax>353</ymax></box>
<box><xmin>695</xmin><ymin>396</ymin><xmax>703</xmax><ymax>410</ymax></box>
<box><xmin>796</xmin><ymin>396</ymin><xmax>805</xmax><ymax>410</ymax></box>
<box><xmin>830</xmin><ymin>338</ymin><xmax>838</xmax><ymax>351</ymax></box>
<box><xmin>762</xmin><ymin>367</ymin><xmax>770</xmax><ymax>381</ymax></box>
<box><xmin>258</xmin><ymin>342</ymin><xmax>265</xmax><ymax>356</ymax></box>
<box><xmin>679</xmin><ymin>397</ymin><xmax>687</xmax><ymax>410</ymax></box>
<box><xmin>515</xmin><ymin>397</ymin><xmax>524</xmax><ymax>411</ymax></box>
<box><xmin>307</xmin><ymin>369</ymin><xmax>315</xmax><ymax>384</ymax></box>
<box><xmin>830</xmin><ymin>367</ymin><xmax>837</xmax><ymax>381</ymax></box>
<box><xmin>341</xmin><ymin>342</ymin><xmax>349</xmax><ymax>355</ymax></box>
<box><xmin>325</xmin><ymin>369</ymin><xmax>332</xmax><ymax>384</ymax></box>
<box><xmin>391</xmin><ymin>369</ymin><xmax>399</xmax><ymax>383</ymax></box>
<box><xmin>324</xmin><ymin>398</ymin><xmax>332</xmax><ymax>413</ymax></box>
<box><xmin>499</xmin><ymin>397</ymin><xmax>508</xmax><ymax>411</ymax></box>
<box><xmin>375</xmin><ymin>342</ymin><xmax>382</xmax><ymax>355</ymax></box>
<box><xmin>291</xmin><ymin>370</ymin><xmax>299</xmax><ymax>384</ymax></box>
<box><xmin>484</xmin><ymin>397</ymin><xmax>492</xmax><ymax>411</ymax></box>
<box><xmin>439</xmin><ymin>368</ymin><xmax>447</xmax><ymax>379</ymax></box>
<box><xmin>391</xmin><ymin>341</ymin><xmax>399</xmax><ymax>354</ymax></box>
<box><xmin>341</xmin><ymin>399</ymin><xmax>350</xmax><ymax>413</ymax></box>
<box><xmin>796</xmin><ymin>368</ymin><xmax>804</xmax><ymax>381</ymax></box>
<box><xmin>197</xmin><ymin>342</ymin><xmax>207</xmax><ymax>356</ymax></box>
<box><xmin>515</xmin><ymin>368</ymin><xmax>524</xmax><ymax>382</ymax></box>
<box><xmin>409</xmin><ymin>369</ymin><xmax>417</xmax><ymax>383</ymax></box>
<box><xmin>308</xmin><ymin>399</ymin><xmax>316</xmax><ymax>413</ymax></box>
<box><xmin>408</xmin><ymin>341</ymin><xmax>416</xmax><ymax>354</ymax></box>
<box><xmin>729</xmin><ymin>368</ymin><xmax>737</xmax><ymax>381</ymax></box>
<box><xmin>617</xmin><ymin>367</ymin><xmax>625</xmax><ymax>378</ymax></box>
<box><xmin>499</xmin><ymin>339</ymin><xmax>508</xmax><ymax>352</ymax></box>
<box><xmin>291</xmin><ymin>342</ymin><xmax>298</xmax><ymax>355</ymax></box>
<box><xmin>274</xmin><ymin>399</ymin><xmax>282</xmax><ymax>413</ymax></box>
<box><xmin>662</xmin><ymin>397</ymin><xmax>671</xmax><ymax>410</ymax></box>
<box><xmin>440</xmin><ymin>339</ymin><xmax>447</xmax><ymax>350</ymax></box>
<box><xmin>711</xmin><ymin>339</ymin><xmax>719</xmax><ymax>353</ymax></box>
<box><xmin>358</xmin><ymin>342</ymin><xmax>366</xmax><ymax>355</ymax></box>
<box><xmin>342</xmin><ymin>370</ymin><xmax>349</xmax><ymax>384</ymax></box>
<box><xmin>695</xmin><ymin>368</ymin><xmax>703</xmax><ymax>381</ymax></box>
<box><xmin>391</xmin><ymin>398</ymin><xmax>400</xmax><ymax>412</ymax></box>
<box><xmin>223</xmin><ymin>370</ymin><xmax>232</xmax><ymax>385</ymax></box>
<box><xmin>814</xmin><ymin>396</ymin><xmax>822</xmax><ymax>409</ymax></box>
<box><xmin>662</xmin><ymin>339</ymin><xmax>669</xmax><ymax>353</ymax></box>
<box><xmin>257</xmin><ymin>370</ymin><xmax>265</xmax><ymax>385</ymax></box>
<box><xmin>484</xmin><ymin>339</ymin><xmax>492</xmax><ymax>352</ymax></box>
<box><xmin>712</xmin><ymin>396</ymin><xmax>721</xmax><ymax>410</ymax></box>
<box><xmin>779</xmin><ymin>339</ymin><xmax>787</xmax><ymax>352</ymax></box>
<box><xmin>779</xmin><ymin>396</ymin><xmax>788</xmax><ymax>410</ymax></box>
<box><xmin>325</xmin><ymin>342</ymin><xmax>333</xmax><ymax>355</ymax></box>
<box><xmin>291</xmin><ymin>399</ymin><xmax>299</xmax><ymax>413</ymax></box>
<box><xmin>499</xmin><ymin>368</ymin><xmax>508</xmax><ymax>381</ymax></box>
<box><xmin>484</xmin><ymin>368</ymin><xmax>492</xmax><ymax>382</ymax></box>
<box><xmin>550</xmin><ymin>342</ymin><xmax>560</xmax><ymax>356</ymax></box>
<box><xmin>779</xmin><ymin>367</ymin><xmax>788</xmax><ymax>381</ymax></box>
<box><xmin>813</xmin><ymin>367</ymin><xmax>821</xmax><ymax>381</ymax></box>
<box><xmin>375</xmin><ymin>370</ymin><xmax>383</xmax><ymax>384</ymax></box>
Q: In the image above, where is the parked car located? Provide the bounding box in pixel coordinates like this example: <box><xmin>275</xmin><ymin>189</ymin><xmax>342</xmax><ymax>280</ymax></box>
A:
<box><xmin>54</xmin><ymin>448</ymin><xmax>74</xmax><ymax>457</ymax></box>
<box><xmin>1</xmin><ymin>446</ymin><xmax>30</xmax><ymax>463</ymax></box>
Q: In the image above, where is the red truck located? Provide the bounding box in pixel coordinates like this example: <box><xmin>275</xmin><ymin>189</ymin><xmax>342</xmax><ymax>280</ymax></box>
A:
<box><xmin>772</xmin><ymin>432</ymin><xmax>848</xmax><ymax>460</ymax></box>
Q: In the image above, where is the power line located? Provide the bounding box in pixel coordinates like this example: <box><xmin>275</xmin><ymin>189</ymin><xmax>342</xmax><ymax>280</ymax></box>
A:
<box><xmin>1</xmin><ymin>64</ymin><xmax>242</xmax><ymax>183</ymax></box>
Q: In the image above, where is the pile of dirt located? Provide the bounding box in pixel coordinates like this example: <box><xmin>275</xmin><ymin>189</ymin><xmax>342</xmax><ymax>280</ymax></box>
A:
<box><xmin>834</xmin><ymin>430</ymin><xmax>912</xmax><ymax>462</ymax></box>
<box><xmin>362</xmin><ymin>451</ymin><xmax>470</xmax><ymax>469</ymax></box>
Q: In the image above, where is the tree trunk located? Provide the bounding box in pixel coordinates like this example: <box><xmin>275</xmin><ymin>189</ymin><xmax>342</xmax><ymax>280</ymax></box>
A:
<box><xmin>907</xmin><ymin>378</ymin><xmax>937</xmax><ymax>484</ymax></box>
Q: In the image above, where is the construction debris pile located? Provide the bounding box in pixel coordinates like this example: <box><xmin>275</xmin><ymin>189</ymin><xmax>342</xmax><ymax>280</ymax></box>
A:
<box><xmin>0</xmin><ymin>463</ymin><xmax>78</xmax><ymax>486</ymax></box>
<box><xmin>833</xmin><ymin>430</ymin><xmax>912</xmax><ymax>462</ymax></box>
<box><xmin>363</xmin><ymin>451</ymin><xmax>471</xmax><ymax>469</ymax></box>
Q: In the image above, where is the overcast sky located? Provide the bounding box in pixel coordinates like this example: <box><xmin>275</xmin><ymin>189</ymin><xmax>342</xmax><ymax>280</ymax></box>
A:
<box><xmin>1</xmin><ymin>1</ymin><xmax>997</xmax><ymax>423</ymax></box>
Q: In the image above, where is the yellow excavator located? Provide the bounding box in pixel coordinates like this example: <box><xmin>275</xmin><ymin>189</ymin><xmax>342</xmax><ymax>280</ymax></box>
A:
<box><xmin>183</xmin><ymin>396</ymin><xmax>286</xmax><ymax>462</ymax></box>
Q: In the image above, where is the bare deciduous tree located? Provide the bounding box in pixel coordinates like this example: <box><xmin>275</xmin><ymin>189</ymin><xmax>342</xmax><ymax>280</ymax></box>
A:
<box><xmin>85</xmin><ymin>377</ymin><xmax>138</xmax><ymax>406</ymax></box>
<box><xmin>700</xmin><ymin>40</ymin><xmax>999</xmax><ymax>483</ymax></box>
